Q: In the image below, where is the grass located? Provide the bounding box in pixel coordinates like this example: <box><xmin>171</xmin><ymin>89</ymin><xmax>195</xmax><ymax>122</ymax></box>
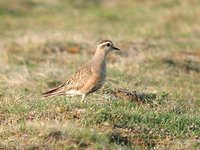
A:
<box><xmin>0</xmin><ymin>0</ymin><xmax>200</xmax><ymax>149</ymax></box>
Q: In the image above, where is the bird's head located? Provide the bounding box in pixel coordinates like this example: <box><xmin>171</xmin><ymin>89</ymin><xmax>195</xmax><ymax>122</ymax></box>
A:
<box><xmin>97</xmin><ymin>40</ymin><xmax>120</xmax><ymax>54</ymax></box>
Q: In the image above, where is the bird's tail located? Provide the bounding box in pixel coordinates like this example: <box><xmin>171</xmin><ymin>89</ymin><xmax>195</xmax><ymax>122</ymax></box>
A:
<box><xmin>42</xmin><ymin>86</ymin><xmax>65</xmax><ymax>98</ymax></box>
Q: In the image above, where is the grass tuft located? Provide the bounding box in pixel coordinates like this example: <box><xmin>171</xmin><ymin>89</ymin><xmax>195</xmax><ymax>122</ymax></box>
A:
<box><xmin>0</xmin><ymin>0</ymin><xmax>200</xmax><ymax>149</ymax></box>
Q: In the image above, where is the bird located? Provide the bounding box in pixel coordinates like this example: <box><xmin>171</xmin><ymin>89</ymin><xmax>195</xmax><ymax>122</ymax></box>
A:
<box><xmin>42</xmin><ymin>40</ymin><xmax>120</xmax><ymax>102</ymax></box>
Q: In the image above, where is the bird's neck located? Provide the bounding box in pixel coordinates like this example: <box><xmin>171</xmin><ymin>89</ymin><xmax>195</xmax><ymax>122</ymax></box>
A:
<box><xmin>91</xmin><ymin>49</ymin><xmax>106</xmax><ymax>69</ymax></box>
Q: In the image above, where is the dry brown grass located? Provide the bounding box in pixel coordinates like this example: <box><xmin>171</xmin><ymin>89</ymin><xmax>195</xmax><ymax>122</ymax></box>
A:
<box><xmin>0</xmin><ymin>0</ymin><xmax>200</xmax><ymax>149</ymax></box>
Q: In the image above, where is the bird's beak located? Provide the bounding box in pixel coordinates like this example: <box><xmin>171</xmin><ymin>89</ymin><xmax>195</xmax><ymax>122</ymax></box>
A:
<box><xmin>113</xmin><ymin>46</ymin><xmax>120</xmax><ymax>51</ymax></box>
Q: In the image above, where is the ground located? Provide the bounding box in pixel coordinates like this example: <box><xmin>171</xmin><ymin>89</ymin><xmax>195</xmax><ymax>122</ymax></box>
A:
<box><xmin>0</xmin><ymin>0</ymin><xmax>200</xmax><ymax>149</ymax></box>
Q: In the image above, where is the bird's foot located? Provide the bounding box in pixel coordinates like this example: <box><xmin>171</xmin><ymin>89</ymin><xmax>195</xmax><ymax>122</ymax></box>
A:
<box><xmin>81</xmin><ymin>100</ymin><xmax>86</xmax><ymax>103</ymax></box>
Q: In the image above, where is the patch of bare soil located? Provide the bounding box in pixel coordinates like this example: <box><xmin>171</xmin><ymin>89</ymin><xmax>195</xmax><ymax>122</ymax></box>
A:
<box><xmin>105</xmin><ymin>88</ymin><xmax>167</xmax><ymax>104</ymax></box>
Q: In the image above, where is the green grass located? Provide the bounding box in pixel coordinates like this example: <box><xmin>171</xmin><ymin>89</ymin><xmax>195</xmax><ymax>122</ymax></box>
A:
<box><xmin>0</xmin><ymin>0</ymin><xmax>200</xmax><ymax>149</ymax></box>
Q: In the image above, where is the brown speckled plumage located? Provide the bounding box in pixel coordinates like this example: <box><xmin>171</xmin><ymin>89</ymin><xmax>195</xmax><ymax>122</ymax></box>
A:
<box><xmin>42</xmin><ymin>40</ymin><xmax>120</xmax><ymax>102</ymax></box>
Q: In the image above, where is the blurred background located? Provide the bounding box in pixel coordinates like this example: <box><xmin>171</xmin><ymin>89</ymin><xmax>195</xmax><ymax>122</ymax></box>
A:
<box><xmin>1</xmin><ymin>0</ymin><xmax>200</xmax><ymax>40</ymax></box>
<box><xmin>0</xmin><ymin>0</ymin><xmax>200</xmax><ymax>149</ymax></box>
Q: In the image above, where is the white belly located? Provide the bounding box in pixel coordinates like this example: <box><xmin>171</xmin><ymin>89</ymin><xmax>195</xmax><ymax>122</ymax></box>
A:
<box><xmin>66</xmin><ymin>90</ymin><xmax>82</xmax><ymax>95</ymax></box>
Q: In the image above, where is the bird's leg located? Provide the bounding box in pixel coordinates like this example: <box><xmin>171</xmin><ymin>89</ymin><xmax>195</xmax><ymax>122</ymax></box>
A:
<box><xmin>81</xmin><ymin>94</ymin><xmax>86</xmax><ymax>103</ymax></box>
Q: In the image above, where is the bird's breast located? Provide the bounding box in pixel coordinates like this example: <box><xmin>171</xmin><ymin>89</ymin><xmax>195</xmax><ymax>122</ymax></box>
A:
<box><xmin>96</xmin><ymin>63</ymin><xmax>106</xmax><ymax>88</ymax></box>
<box><xmin>88</xmin><ymin>65</ymin><xmax>106</xmax><ymax>93</ymax></box>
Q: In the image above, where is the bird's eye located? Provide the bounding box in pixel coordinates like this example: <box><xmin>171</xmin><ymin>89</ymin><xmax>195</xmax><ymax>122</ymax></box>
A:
<box><xmin>106</xmin><ymin>43</ymin><xmax>111</xmax><ymax>47</ymax></box>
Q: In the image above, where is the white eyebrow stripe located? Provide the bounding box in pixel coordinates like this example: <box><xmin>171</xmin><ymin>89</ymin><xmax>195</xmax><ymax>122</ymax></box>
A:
<box><xmin>98</xmin><ymin>42</ymin><xmax>111</xmax><ymax>47</ymax></box>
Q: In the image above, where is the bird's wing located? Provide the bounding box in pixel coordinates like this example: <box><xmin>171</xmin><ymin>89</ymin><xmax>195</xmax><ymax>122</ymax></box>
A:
<box><xmin>42</xmin><ymin>66</ymin><xmax>93</xmax><ymax>97</ymax></box>
<box><xmin>62</xmin><ymin>66</ymin><xmax>93</xmax><ymax>91</ymax></box>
